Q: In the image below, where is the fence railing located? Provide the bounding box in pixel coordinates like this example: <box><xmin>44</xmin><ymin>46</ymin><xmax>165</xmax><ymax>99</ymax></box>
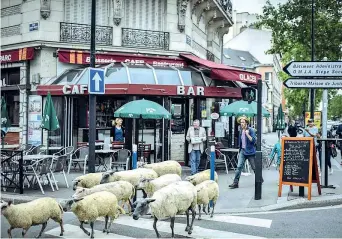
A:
<box><xmin>122</xmin><ymin>28</ymin><xmax>170</xmax><ymax>50</ymax></box>
<box><xmin>1</xmin><ymin>150</ymin><xmax>24</xmax><ymax>194</ymax></box>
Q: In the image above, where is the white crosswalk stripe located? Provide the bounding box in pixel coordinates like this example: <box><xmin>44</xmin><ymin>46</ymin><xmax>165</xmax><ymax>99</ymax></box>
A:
<box><xmin>44</xmin><ymin>214</ymin><xmax>270</xmax><ymax>239</ymax></box>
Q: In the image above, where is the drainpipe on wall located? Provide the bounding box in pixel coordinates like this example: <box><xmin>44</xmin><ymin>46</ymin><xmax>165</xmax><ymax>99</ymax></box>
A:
<box><xmin>25</xmin><ymin>61</ymin><xmax>30</xmax><ymax>146</ymax></box>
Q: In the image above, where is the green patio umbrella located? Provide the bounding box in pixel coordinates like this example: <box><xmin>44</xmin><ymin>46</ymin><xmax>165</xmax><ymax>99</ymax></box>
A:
<box><xmin>1</xmin><ymin>97</ymin><xmax>11</xmax><ymax>148</ymax></box>
<box><xmin>41</xmin><ymin>92</ymin><xmax>60</xmax><ymax>152</ymax></box>
<box><xmin>114</xmin><ymin>99</ymin><xmax>171</xmax><ymax>144</ymax></box>
<box><xmin>220</xmin><ymin>100</ymin><xmax>270</xmax><ymax>117</ymax></box>
<box><xmin>275</xmin><ymin>104</ymin><xmax>285</xmax><ymax>137</ymax></box>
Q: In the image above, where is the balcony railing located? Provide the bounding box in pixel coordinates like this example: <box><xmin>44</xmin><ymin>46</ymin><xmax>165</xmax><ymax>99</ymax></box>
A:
<box><xmin>219</xmin><ymin>0</ymin><xmax>233</xmax><ymax>17</ymax></box>
<box><xmin>207</xmin><ymin>50</ymin><xmax>215</xmax><ymax>62</ymax></box>
<box><xmin>122</xmin><ymin>28</ymin><xmax>170</xmax><ymax>50</ymax></box>
<box><xmin>60</xmin><ymin>22</ymin><xmax>113</xmax><ymax>46</ymax></box>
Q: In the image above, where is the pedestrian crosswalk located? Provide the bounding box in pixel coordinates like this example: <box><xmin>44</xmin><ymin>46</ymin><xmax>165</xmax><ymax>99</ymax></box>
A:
<box><xmin>44</xmin><ymin>213</ymin><xmax>271</xmax><ymax>238</ymax></box>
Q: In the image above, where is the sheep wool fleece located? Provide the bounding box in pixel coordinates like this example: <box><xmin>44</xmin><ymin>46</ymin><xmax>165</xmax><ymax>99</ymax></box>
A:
<box><xmin>195</xmin><ymin>180</ymin><xmax>219</xmax><ymax>205</ymax></box>
<box><xmin>141</xmin><ymin>174</ymin><xmax>181</xmax><ymax>197</ymax></box>
<box><xmin>150</xmin><ymin>181</ymin><xmax>197</xmax><ymax>220</ymax></box>
<box><xmin>2</xmin><ymin>197</ymin><xmax>63</xmax><ymax>229</ymax></box>
<box><xmin>186</xmin><ymin>169</ymin><xmax>218</xmax><ymax>186</ymax></box>
<box><xmin>74</xmin><ymin>180</ymin><xmax>135</xmax><ymax>202</ymax></box>
<box><xmin>110</xmin><ymin>168</ymin><xmax>158</xmax><ymax>187</ymax></box>
<box><xmin>143</xmin><ymin>160</ymin><xmax>182</xmax><ymax>176</ymax></box>
<box><xmin>74</xmin><ymin>173</ymin><xmax>103</xmax><ymax>189</ymax></box>
<box><xmin>71</xmin><ymin>191</ymin><xmax>123</xmax><ymax>222</ymax></box>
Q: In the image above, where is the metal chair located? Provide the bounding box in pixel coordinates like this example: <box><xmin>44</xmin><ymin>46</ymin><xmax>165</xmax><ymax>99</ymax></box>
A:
<box><xmin>68</xmin><ymin>146</ymin><xmax>89</xmax><ymax>174</ymax></box>
<box><xmin>112</xmin><ymin>149</ymin><xmax>131</xmax><ymax>171</ymax></box>
<box><xmin>204</xmin><ymin>148</ymin><xmax>229</xmax><ymax>175</ymax></box>
<box><xmin>49</xmin><ymin>154</ymin><xmax>69</xmax><ymax>190</ymax></box>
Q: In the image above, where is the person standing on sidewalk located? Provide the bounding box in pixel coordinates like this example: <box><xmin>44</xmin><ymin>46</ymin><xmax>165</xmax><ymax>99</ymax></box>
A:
<box><xmin>287</xmin><ymin>119</ymin><xmax>298</xmax><ymax>137</ymax></box>
<box><xmin>303</xmin><ymin>118</ymin><xmax>321</xmax><ymax>175</ymax></box>
<box><xmin>229</xmin><ymin>116</ymin><xmax>262</xmax><ymax>189</ymax></box>
<box><xmin>186</xmin><ymin>119</ymin><xmax>206</xmax><ymax>175</ymax></box>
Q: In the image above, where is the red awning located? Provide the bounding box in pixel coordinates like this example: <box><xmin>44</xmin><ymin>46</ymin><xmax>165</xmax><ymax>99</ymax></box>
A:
<box><xmin>57</xmin><ymin>49</ymin><xmax>186</xmax><ymax>67</ymax></box>
<box><xmin>0</xmin><ymin>47</ymin><xmax>35</xmax><ymax>64</ymax></box>
<box><xmin>180</xmin><ymin>54</ymin><xmax>261</xmax><ymax>85</ymax></box>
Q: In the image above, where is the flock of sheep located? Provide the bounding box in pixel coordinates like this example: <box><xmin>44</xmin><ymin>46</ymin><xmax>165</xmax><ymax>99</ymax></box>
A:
<box><xmin>1</xmin><ymin>160</ymin><xmax>220</xmax><ymax>238</ymax></box>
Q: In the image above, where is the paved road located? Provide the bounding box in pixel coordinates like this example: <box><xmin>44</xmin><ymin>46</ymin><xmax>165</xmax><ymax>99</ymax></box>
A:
<box><xmin>2</xmin><ymin>205</ymin><xmax>342</xmax><ymax>238</ymax></box>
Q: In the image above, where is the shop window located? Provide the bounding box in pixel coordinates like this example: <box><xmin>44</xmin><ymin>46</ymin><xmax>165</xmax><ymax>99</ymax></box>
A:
<box><xmin>155</xmin><ymin>68</ymin><xmax>180</xmax><ymax>85</ymax></box>
<box><xmin>105</xmin><ymin>66</ymin><xmax>129</xmax><ymax>84</ymax></box>
<box><xmin>129</xmin><ymin>67</ymin><xmax>155</xmax><ymax>84</ymax></box>
<box><xmin>3</xmin><ymin>92</ymin><xmax>20</xmax><ymax>126</ymax></box>
<box><xmin>54</xmin><ymin>69</ymin><xmax>83</xmax><ymax>85</ymax></box>
<box><xmin>1</xmin><ymin>68</ymin><xmax>20</xmax><ymax>85</ymax></box>
<box><xmin>191</xmin><ymin>71</ymin><xmax>205</xmax><ymax>86</ymax></box>
<box><xmin>179</xmin><ymin>70</ymin><xmax>192</xmax><ymax>86</ymax></box>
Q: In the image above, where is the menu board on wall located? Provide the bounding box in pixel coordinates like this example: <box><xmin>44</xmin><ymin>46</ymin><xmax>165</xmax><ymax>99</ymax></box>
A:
<box><xmin>215</xmin><ymin>122</ymin><xmax>225</xmax><ymax>138</ymax></box>
<box><xmin>28</xmin><ymin>95</ymin><xmax>42</xmax><ymax>146</ymax></box>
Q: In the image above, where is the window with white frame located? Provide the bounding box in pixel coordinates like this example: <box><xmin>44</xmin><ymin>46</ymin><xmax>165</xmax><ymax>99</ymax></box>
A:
<box><xmin>265</xmin><ymin>72</ymin><xmax>272</xmax><ymax>84</ymax></box>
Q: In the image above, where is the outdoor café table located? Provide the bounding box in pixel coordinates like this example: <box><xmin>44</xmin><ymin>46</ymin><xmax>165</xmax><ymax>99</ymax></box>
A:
<box><xmin>23</xmin><ymin>155</ymin><xmax>54</xmax><ymax>161</ymax></box>
<box><xmin>95</xmin><ymin>149</ymin><xmax>118</xmax><ymax>171</ymax></box>
<box><xmin>220</xmin><ymin>148</ymin><xmax>239</xmax><ymax>170</ymax></box>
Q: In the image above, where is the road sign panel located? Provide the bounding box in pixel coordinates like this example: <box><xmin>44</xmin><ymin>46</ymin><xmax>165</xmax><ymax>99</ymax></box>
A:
<box><xmin>283</xmin><ymin>61</ymin><xmax>342</xmax><ymax>77</ymax></box>
<box><xmin>283</xmin><ymin>78</ymin><xmax>342</xmax><ymax>89</ymax></box>
<box><xmin>88</xmin><ymin>68</ymin><xmax>105</xmax><ymax>94</ymax></box>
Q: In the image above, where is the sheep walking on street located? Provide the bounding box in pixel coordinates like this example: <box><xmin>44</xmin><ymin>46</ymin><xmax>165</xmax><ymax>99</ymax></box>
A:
<box><xmin>60</xmin><ymin>191</ymin><xmax>125</xmax><ymax>238</ymax></box>
<box><xmin>139</xmin><ymin>160</ymin><xmax>182</xmax><ymax>177</ymax></box>
<box><xmin>1</xmin><ymin>198</ymin><xmax>64</xmax><ymax>238</ymax></box>
<box><xmin>185</xmin><ymin>169</ymin><xmax>218</xmax><ymax>186</ymax></box>
<box><xmin>132</xmin><ymin>181</ymin><xmax>197</xmax><ymax>238</ymax></box>
<box><xmin>137</xmin><ymin>174</ymin><xmax>181</xmax><ymax>197</ymax></box>
<box><xmin>72</xmin><ymin>172</ymin><xmax>104</xmax><ymax>190</ymax></box>
<box><xmin>195</xmin><ymin>180</ymin><xmax>219</xmax><ymax>220</ymax></box>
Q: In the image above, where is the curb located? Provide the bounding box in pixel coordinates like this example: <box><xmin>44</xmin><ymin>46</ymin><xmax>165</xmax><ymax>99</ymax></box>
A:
<box><xmin>2</xmin><ymin>193</ymin><xmax>342</xmax><ymax>214</ymax></box>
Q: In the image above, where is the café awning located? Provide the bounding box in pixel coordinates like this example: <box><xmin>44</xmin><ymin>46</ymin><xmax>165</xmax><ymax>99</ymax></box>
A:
<box><xmin>180</xmin><ymin>54</ymin><xmax>261</xmax><ymax>85</ymax></box>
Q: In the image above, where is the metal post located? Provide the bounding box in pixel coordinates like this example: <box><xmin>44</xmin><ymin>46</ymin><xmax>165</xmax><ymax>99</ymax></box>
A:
<box><xmin>321</xmin><ymin>57</ymin><xmax>328</xmax><ymax>186</ymax></box>
<box><xmin>88</xmin><ymin>0</ymin><xmax>96</xmax><ymax>173</ymax></box>
<box><xmin>255</xmin><ymin>79</ymin><xmax>263</xmax><ymax>200</ymax></box>
<box><xmin>132</xmin><ymin>144</ymin><xmax>137</xmax><ymax>169</ymax></box>
<box><xmin>210</xmin><ymin>145</ymin><xmax>215</xmax><ymax>207</ymax></box>
<box><xmin>19</xmin><ymin>150</ymin><xmax>24</xmax><ymax>194</ymax></box>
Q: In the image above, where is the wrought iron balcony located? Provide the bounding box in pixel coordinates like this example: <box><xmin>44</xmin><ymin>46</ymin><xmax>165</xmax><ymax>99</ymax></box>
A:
<box><xmin>219</xmin><ymin>0</ymin><xmax>233</xmax><ymax>17</ymax></box>
<box><xmin>122</xmin><ymin>28</ymin><xmax>170</xmax><ymax>50</ymax></box>
<box><xmin>207</xmin><ymin>50</ymin><xmax>215</xmax><ymax>62</ymax></box>
<box><xmin>60</xmin><ymin>22</ymin><xmax>113</xmax><ymax>46</ymax></box>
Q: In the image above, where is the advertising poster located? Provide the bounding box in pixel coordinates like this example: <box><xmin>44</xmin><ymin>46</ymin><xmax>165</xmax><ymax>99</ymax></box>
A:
<box><xmin>28</xmin><ymin>95</ymin><xmax>42</xmax><ymax>145</ymax></box>
<box><xmin>215</xmin><ymin>122</ymin><xmax>225</xmax><ymax>138</ymax></box>
<box><xmin>305</xmin><ymin>111</ymin><xmax>321</xmax><ymax>129</ymax></box>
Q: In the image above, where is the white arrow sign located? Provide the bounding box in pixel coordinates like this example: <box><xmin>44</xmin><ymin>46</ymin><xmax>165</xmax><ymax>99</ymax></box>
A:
<box><xmin>92</xmin><ymin>72</ymin><xmax>102</xmax><ymax>91</ymax></box>
<box><xmin>283</xmin><ymin>78</ymin><xmax>342</xmax><ymax>89</ymax></box>
<box><xmin>283</xmin><ymin>61</ymin><xmax>342</xmax><ymax>77</ymax></box>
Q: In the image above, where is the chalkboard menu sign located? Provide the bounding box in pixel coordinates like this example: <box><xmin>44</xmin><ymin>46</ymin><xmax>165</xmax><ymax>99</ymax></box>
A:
<box><xmin>278</xmin><ymin>137</ymin><xmax>321</xmax><ymax>201</ymax></box>
<box><xmin>282</xmin><ymin>139</ymin><xmax>311</xmax><ymax>184</ymax></box>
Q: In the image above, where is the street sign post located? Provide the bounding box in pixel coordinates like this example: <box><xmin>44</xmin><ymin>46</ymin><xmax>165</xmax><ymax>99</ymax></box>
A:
<box><xmin>284</xmin><ymin>61</ymin><xmax>342</xmax><ymax>77</ymax></box>
<box><xmin>89</xmin><ymin>68</ymin><xmax>105</xmax><ymax>94</ymax></box>
<box><xmin>283</xmin><ymin>78</ymin><xmax>342</xmax><ymax>88</ymax></box>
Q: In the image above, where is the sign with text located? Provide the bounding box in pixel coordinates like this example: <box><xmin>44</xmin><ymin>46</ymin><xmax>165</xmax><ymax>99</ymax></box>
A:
<box><xmin>27</xmin><ymin>95</ymin><xmax>42</xmax><ymax>146</ymax></box>
<box><xmin>283</xmin><ymin>78</ymin><xmax>342</xmax><ymax>88</ymax></box>
<box><xmin>284</xmin><ymin>61</ymin><xmax>342</xmax><ymax>77</ymax></box>
<box><xmin>278</xmin><ymin>137</ymin><xmax>321</xmax><ymax>200</ymax></box>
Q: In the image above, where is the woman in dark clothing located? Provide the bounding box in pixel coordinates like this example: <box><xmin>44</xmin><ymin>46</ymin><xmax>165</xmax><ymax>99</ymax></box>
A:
<box><xmin>110</xmin><ymin>118</ymin><xmax>125</xmax><ymax>143</ymax></box>
<box><xmin>287</xmin><ymin>119</ymin><xmax>298</xmax><ymax>137</ymax></box>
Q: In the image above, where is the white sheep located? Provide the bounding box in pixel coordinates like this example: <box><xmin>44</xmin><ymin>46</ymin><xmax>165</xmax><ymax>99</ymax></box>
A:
<box><xmin>137</xmin><ymin>173</ymin><xmax>182</xmax><ymax>197</ymax></box>
<box><xmin>195</xmin><ymin>180</ymin><xmax>219</xmax><ymax>220</ymax></box>
<box><xmin>132</xmin><ymin>181</ymin><xmax>197</xmax><ymax>238</ymax></box>
<box><xmin>1</xmin><ymin>198</ymin><xmax>64</xmax><ymax>238</ymax></box>
<box><xmin>100</xmin><ymin>168</ymin><xmax>158</xmax><ymax>198</ymax></box>
<box><xmin>73</xmin><ymin>180</ymin><xmax>135</xmax><ymax>214</ymax></box>
<box><xmin>185</xmin><ymin>169</ymin><xmax>218</xmax><ymax>186</ymax></box>
<box><xmin>72</xmin><ymin>172</ymin><xmax>103</xmax><ymax>190</ymax></box>
<box><xmin>60</xmin><ymin>191</ymin><xmax>125</xmax><ymax>238</ymax></box>
<box><xmin>139</xmin><ymin>160</ymin><xmax>182</xmax><ymax>177</ymax></box>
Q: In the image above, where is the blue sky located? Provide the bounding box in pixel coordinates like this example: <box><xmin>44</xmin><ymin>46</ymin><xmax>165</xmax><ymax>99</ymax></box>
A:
<box><xmin>233</xmin><ymin>0</ymin><xmax>288</xmax><ymax>14</ymax></box>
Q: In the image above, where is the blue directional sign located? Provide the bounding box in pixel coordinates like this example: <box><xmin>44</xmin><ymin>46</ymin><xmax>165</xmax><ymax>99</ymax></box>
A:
<box><xmin>88</xmin><ymin>68</ymin><xmax>105</xmax><ymax>94</ymax></box>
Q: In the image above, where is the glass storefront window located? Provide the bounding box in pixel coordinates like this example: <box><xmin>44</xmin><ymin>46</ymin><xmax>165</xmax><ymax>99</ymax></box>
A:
<box><xmin>48</xmin><ymin>97</ymin><xmax>63</xmax><ymax>147</ymax></box>
<box><xmin>1</xmin><ymin>68</ymin><xmax>20</xmax><ymax>85</ymax></box>
<box><xmin>155</xmin><ymin>67</ymin><xmax>181</xmax><ymax>85</ymax></box>
<box><xmin>129</xmin><ymin>66</ymin><xmax>155</xmax><ymax>84</ymax></box>
<box><xmin>54</xmin><ymin>69</ymin><xmax>84</xmax><ymax>85</ymax></box>
<box><xmin>191</xmin><ymin>71</ymin><xmax>206</xmax><ymax>86</ymax></box>
<box><xmin>179</xmin><ymin>70</ymin><xmax>192</xmax><ymax>86</ymax></box>
<box><xmin>3</xmin><ymin>91</ymin><xmax>20</xmax><ymax>126</ymax></box>
<box><xmin>105</xmin><ymin>65</ymin><xmax>129</xmax><ymax>84</ymax></box>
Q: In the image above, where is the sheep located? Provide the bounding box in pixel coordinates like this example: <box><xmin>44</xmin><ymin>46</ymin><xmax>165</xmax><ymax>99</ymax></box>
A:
<box><xmin>60</xmin><ymin>191</ymin><xmax>125</xmax><ymax>238</ymax></box>
<box><xmin>195</xmin><ymin>180</ymin><xmax>219</xmax><ymax>220</ymax></box>
<box><xmin>132</xmin><ymin>181</ymin><xmax>197</xmax><ymax>238</ymax></box>
<box><xmin>139</xmin><ymin>160</ymin><xmax>182</xmax><ymax>177</ymax></box>
<box><xmin>72</xmin><ymin>172</ymin><xmax>103</xmax><ymax>190</ymax></box>
<box><xmin>185</xmin><ymin>169</ymin><xmax>218</xmax><ymax>186</ymax></box>
<box><xmin>1</xmin><ymin>198</ymin><xmax>64</xmax><ymax>238</ymax></box>
<box><xmin>72</xmin><ymin>180</ymin><xmax>135</xmax><ymax>214</ymax></box>
<box><xmin>137</xmin><ymin>173</ymin><xmax>182</xmax><ymax>197</ymax></box>
<box><xmin>100</xmin><ymin>168</ymin><xmax>158</xmax><ymax>198</ymax></box>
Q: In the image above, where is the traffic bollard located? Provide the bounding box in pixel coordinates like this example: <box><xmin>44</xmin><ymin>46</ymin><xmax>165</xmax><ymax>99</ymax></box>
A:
<box><xmin>132</xmin><ymin>144</ymin><xmax>137</xmax><ymax>169</ymax></box>
<box><xmin>210</xmin><ymin>145</ymin><xmax>215</xmax><ymax>207</ymax></box>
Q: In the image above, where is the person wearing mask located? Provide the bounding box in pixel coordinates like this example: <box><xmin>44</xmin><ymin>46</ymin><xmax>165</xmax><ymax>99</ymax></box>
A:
<box><xmin>229</xmin><ymin>116</ymin><xmax>262</xmax><ymax>189</ymax></box>
<box><xmin>287</xmin><ymin>119</ymin><xmax>298</xmax><ymax>137</ymax></box>
<box><xmin>303</xmin><ymin>118</ymin><xmax>321</xmax><ymax>175</ymax></box>
<box><xmin>186</xmin><ymin>119</ymin><xmax>206</xmax><ymax>175</ymax></box>
<box><xmin>110</xmin><ymin>118</ymin><xmax>125</xmax><ymax>143</ymax></box>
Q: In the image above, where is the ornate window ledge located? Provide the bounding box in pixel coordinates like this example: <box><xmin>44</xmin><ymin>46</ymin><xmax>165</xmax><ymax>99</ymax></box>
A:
<box><xmin>122</xmin><ymin>28</ymin><xmax>170</xmax><ymax>50</ymax></box>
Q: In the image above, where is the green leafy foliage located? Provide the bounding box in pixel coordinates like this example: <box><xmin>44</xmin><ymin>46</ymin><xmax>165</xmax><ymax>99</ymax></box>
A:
<box><xmin>328</xmin><ymin>95</ymin><xmax>342</xmax><ymax>119</ymax></box>
<box><xmin>257</xmin><ymin>0</ymin><xmax>342</xmax><ymax>117</ymax></box>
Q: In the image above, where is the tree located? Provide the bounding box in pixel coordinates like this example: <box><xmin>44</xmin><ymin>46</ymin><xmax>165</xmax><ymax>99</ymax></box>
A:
<box><xmin>328</xmin><ymin>95</ymin><xmax>342</xmax><ymax>119</ymax></box>
<box><xmin>257</xmin><ymin>0</ymin><xmax>342</xmax><ymax>117</ymax></box>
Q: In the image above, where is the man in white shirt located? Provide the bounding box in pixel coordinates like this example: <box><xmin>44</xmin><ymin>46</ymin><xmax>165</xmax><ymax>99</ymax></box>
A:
<box><xmin>186</xmin><ymin>119</ymin><xmax>207</xmax><ymax>175</ymax></box>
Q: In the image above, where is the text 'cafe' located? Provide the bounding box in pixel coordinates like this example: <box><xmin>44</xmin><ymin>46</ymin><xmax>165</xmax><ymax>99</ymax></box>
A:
<box><xmin>37</xmin><ymin>49</ymin><xmax>261</xmax><ymax>164</ymax></box>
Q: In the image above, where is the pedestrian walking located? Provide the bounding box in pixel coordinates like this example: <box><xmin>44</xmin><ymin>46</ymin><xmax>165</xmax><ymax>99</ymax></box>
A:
<box><xmin>229</xmin><ymin>116</ymin><xmax>263</xmax><ymax>189</ymax></box>
<box><xmin>303</xmin><ymin>118</ymin><xmax>321</xmax><ymax>175</ymax></box>
<box><xmin>269</xmin><ymin>135</ymin><xmax>286</xmax><ymax>170</ymax></box>
<box><xmin>287</xmin><ymin>119</ymin><xmax>297</xmax><ymax>137</ymax></box>
<box><xmin>186</xmin><ymin>119</ymin><xmax>206</xmax><ymax>175</ymax></box>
